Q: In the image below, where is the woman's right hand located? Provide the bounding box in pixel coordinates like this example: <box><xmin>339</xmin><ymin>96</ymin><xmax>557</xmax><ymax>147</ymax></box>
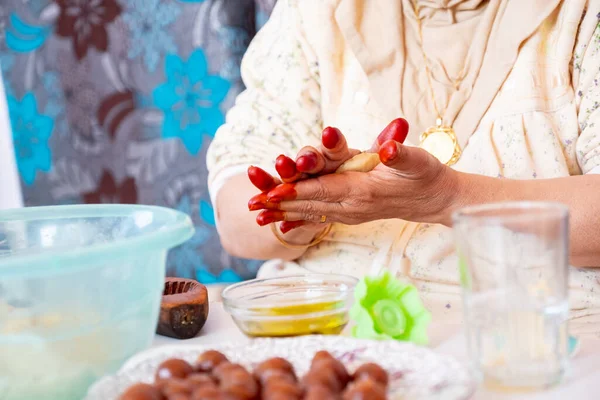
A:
<box><xmin>247</xmin><ymin>118</ymin><xmax>409</xmax><ymax>236</ymax></box>
<box><xmin>246</xmin><ymin>126</ymin><xmax>355</xmax><ymax>237</ymax></box>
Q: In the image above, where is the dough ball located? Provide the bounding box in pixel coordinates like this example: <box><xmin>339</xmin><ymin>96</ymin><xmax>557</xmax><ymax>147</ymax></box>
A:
<box><xmin>335</xmin><ymin>153</ymin><xmax>380</xmax><ymax>174</ymax></box>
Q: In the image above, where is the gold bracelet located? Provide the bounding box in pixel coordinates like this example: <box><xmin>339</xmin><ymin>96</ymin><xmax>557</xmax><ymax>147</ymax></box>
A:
<box><xmin>270</xmin><ymin>223</ymin><xmax>332</xmax><ymax>249</ymax></box>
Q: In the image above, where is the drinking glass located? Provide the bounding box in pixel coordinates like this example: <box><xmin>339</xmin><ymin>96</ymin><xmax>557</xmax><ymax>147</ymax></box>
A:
<box><xmin>453</xmin><ymin>202</ymin><xmax>569</xmax><ymax>392</ymax></box>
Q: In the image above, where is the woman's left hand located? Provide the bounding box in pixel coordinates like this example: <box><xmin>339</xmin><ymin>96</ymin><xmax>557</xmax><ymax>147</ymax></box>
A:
<box><xmin>252</xmin><ymin>141</ymin><xmax>462</xmax><ymax>228</ymax></box>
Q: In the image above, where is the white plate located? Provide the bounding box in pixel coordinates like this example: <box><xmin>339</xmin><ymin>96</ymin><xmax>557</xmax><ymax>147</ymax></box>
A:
<box><xmin>86</xmin><ymin>336</ymin><xmax>475</xmax><ymax>399</ymax></box>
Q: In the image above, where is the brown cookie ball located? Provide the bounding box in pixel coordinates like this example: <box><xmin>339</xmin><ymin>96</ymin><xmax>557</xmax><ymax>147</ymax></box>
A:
<box><xmin>260</xmin><ymin>395</ymin><xmax>298</xmax><ymax>400</ymax></box>
<box><xmin>156</xmin><ymin>359</ymin><xmax>195</xmax><ymax>381</ymax></box>
<box><xmin>222</xmin><ymin>384</ymin><xmax>258</xmax><ymax>400</ymax></box>
<box><xmin>191</xmin><ymin>386</ymin><xmax>226</xmax><ymax>400</ymax></box>
<box><xmin>310</xmin><ymin>351</ymin><xmax>336</xmax><ymax>366</ymax></box>
<box><xmin>226</xmin><ymin>368</ymin><xmax>254</xmax><ymax>382</ymax></box>
<box><xmin>302</xmin><ymin>367</ymin><xmax>344</xmax><ymax>393</ymax></box>
<box><xmin>311</xmin><ymin>358</ymin><xmax>350</xmax><ymax>389</ymax></box>
<box><xmin>262</xmin><ymin>380</ymin><xmax>303</xmax><ymax>400</ymax></box>
<box><xmin>167</xmin><ymin>395</ymin><xmax>189</xmax><ymax>400</ymax></box>
<box><xmin>186</xmin><ymin>373</ymin><xmax>217</xmax><ymax>388</ymax></box>
<box><xmin>220</xmin><ymin>370</ymin><xmax>259</xmax><ymax>400</ymax></box>
<box><xmin>213</xmin><ymin>363</ymin><xmax>247</xmax><ymax>382</ymax></box>
<box><xmin>161</xmin><ymin>378</ymin><xmax>196</xmax><ymax>397</ymax></box>
<box><xmin>254</xmin><ymin>357</ymin><xmax>296</xmax><ymax>380</ymax></box>
<box><xmin>255</xmin><ymin>369</ymin><xmax>296</xmax><ymax>387</ymax></box>
<box><xmin>261</xmin><ymin>393</ymin><xmax>301</xmax><ymax>400</ymax></box>
<box><xmin>119</xmin><ymin>383</ymin><xmax>164</xmax><ymax>400</ymax></box>
<box><xmin>196</xmin><ymin>351</ymin><xmax>229</xmax><ymax>372</ymax></box>
<box><xmin>342</xmin><ymin>378</ymin><xmax>386</xmax><ymax>400</ymax></box>
<box><xmin>352</xmin><ymin>363</ymin><xmax>389</xmax><ymax>388</ymax></box>
<box><xmin>305</xmin><ymin>383</ymin><xmax>342</xmax><ymax>400</ymax></box>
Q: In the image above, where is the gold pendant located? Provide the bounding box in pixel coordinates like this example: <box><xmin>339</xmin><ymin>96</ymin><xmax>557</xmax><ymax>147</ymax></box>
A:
<box><xmin>419</xmin><ymin>118</ymin><xmax>462</xmax><ymax>166</ymax></box>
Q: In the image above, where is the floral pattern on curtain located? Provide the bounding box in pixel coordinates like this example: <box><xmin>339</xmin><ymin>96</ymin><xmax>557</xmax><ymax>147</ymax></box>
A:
<box><xmin>0</xmin><ymin>0</ymin><xmax>277</xmax><ymax>283</ymax></box>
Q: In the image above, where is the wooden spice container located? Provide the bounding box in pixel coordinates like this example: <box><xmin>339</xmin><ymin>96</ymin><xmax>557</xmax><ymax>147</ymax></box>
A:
<box><xmin>157</xmin><ymin>278</ymin><xmax>209</xmax><ymax>339</ymax></box>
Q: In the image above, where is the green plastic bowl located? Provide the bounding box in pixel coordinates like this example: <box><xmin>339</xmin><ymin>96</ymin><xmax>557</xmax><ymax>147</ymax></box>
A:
<box><xmin>0</xmin><ymin>205</ymin><xmax>194</xmax><ymax>400</ymax></box>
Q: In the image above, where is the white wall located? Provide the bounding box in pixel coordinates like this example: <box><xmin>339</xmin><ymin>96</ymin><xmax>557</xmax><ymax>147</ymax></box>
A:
<box><xmin>0</xmin><ymin>75</ymin><xmax>23</xmax><ymax>210</ymax></box>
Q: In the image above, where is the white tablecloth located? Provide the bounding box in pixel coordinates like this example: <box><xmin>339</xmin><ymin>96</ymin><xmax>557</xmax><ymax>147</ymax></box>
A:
<box><xmin>153</xmin><ymin>302</ymin><xmax>600</xmax><ymax>400</ymax></box>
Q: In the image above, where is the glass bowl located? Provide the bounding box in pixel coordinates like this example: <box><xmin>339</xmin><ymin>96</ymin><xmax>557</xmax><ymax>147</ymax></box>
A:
<box><xmin>0</xmin><ymin>204</ymin><xmax>193</xmax><ymax>400</ymax></box>
<box><xmin>222</xmin><ymin>274</ymin><xmax>358</xmax><ymax>337</ymax></box>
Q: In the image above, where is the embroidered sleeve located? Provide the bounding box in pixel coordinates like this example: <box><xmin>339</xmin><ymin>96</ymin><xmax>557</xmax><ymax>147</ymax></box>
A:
<box><xmin>574</xmin><ymin>8</ymin><xmax>600</xmax><ymax>173</ymax></box>
<box><xmin>206</xmin><ymin>0</ymin><xmax>322</xmax><ymax>188</ymax></box>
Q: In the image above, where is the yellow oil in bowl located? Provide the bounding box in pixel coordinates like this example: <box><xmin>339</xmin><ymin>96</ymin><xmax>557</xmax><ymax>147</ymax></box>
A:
<box><xmin>222</xmin><ymin>274</ymin><xmax>358</xmax><ymax>338</ymax></box>
<box><xmin>236</xmin><ymin>300</ymin><xmax>349</xmax><ymax>337</ymax></box>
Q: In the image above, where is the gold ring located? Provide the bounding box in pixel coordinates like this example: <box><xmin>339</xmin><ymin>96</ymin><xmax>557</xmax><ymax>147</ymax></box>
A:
<box><xmin>320</xmin><ymin>215</ymin><xmax>327</xmax><ymax>223</ymax></box>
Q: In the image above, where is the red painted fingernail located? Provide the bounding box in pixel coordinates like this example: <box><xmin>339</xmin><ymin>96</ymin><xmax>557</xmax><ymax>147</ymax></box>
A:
<box><xmin>256</xmin><ymin>210</ymin><xmax>285</xmax><ymax>226</ymax></box>
<box><xmin>248</xmin><ymin>193</ymin><xmax>269</xmax><ymax>211</ymax></box>
<box><xmin>248</xmin><ymin>166</ymin><xmax>277</xmax><ymax>191</ymax></box>
<box><xmin>296</xmin><ymin>152</ymin><xmax>318</xmax><ymax>172</ymax></box>
<box><xmin>275</xmin><ymin>155</ymin><xmax>297</xmax><ymax>179</ymax></box>
<box><xmin>322</xmin><ymin>127</ymin><xmax>341</xmax><ymax>149</ymax></box>
<box><xmin>377</xmin><ymin>118</ymin><xmax>409</xmax><ymax>145</ymax></box>
<box><xmin>280</xmin><ymin>221</ymin><xmax>305</xmax><ymax>233</ymax></box>
<box><xmin>379</xmin><ymin>140</ymin><xmax>398</xmax><ymax>164</ymax></box>
<box><xmin>267</xmin><ymin>183</ymin><xmax>297</xmax><ymax>202</ymax></box>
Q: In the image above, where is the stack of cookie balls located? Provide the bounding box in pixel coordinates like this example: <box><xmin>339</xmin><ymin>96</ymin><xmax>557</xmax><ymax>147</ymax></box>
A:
<box><xmin>119</xmin><ymin>349</ymin><xmax>389</xmax><ymax>400</ymax></box>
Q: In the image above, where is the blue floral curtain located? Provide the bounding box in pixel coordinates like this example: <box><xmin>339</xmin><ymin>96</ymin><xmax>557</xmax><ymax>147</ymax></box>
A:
<box><xmin>0</xmin><ymin>0</ymin><xmax>277</xmax><ymax>283</ymax></box>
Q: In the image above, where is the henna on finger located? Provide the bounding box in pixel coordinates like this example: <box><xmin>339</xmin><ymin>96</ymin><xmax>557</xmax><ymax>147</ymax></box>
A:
<box><xmin>379</xmin><ymin>140</ymin><xmax>399</xmax><ymax>164</ymax></box>
<box><xmin>279</xmin><ymin>221</ymin><xmax>306</xmax><ymax>233</ymax></box>
<box><xmin>320</xmin><ymin>127</ymin><xmax>361</xmax><ymax>172</ymax></box>
<box><xmin>248</xmin><ymin>193</ymin><xmax>278</xmax><ymax>211</ymax></box>
<box><xmin>266</xmin><ymin>183</ymin><xmax>297</xmax><ymax>202</ymax></box>
<box><xmin>296</xmin><ymin>150</ymin><xmax>322</xmax><ymax>173</ymax></box>
<box><xmin>321</xmin><ymin>126</ymin><xmax>341</xmax><ymax>150</ymax></box>
<box><xmin>321</xmin><ymin>127</ymin><xmax>350</xmax><ymax>160</ymax></box>
<box><xmin>279</xmin><ymin>221</ymin><xmax>329</xmax><ymax>234</ymax></box>
<box><xmin>371</xmin><ymin>118</ymin><xmax>409</xmax><ymax>151</ymax></box>
<box><xmin>276</xmin><ymin>155</ymin><xmax>306</xmax><ymax>182</ymax></box>
<box><xmin>247</xmin><ymin>166</ymin><xmax>279</xmax><ymax>192</ymax></box>
<box><xmin>256</xmin><ymin>210</ymin><xmax>286</xmax><ymax>226</ymax></box>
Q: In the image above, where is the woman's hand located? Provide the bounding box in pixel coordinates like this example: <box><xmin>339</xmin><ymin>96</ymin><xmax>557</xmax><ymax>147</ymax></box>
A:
<box><xmin>246</xmin><ymin>126</ymin><xmax>358</xmax><ymax>237</ymax></box>
<box><xmin>273</xmin><ymin>118</ymin><xmax>409</xmax><ymax>181</ymax></box>
<box><xmin>247</xmin><ymin>119</ymin><xmax>410</xmax><ymax>234</ymax></box>
<box><xmin>252</xmin><ymin>140</ymin><xmax>460</xmax><ymax>228</ymax></box>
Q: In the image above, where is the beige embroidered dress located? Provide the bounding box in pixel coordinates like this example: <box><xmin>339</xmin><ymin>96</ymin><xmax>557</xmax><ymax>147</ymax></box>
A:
<box><xmin>207</xmin><ymin>0</ymin><xmax>600</xmax><ymax>340</ymax></box>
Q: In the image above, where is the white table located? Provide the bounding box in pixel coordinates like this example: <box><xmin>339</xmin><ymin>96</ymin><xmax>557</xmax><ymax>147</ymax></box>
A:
<box><xmin>153</xmin><ymin>302</ymin><xmax>600</xmax><ymax>399</ymax></box>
